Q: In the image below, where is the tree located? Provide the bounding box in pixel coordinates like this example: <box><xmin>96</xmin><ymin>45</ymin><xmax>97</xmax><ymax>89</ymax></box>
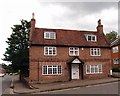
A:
<box><xmin>105</xmin><ymin>31</ymin><xmax>118</xmax><ymax>43</ymax></box>
<box><xmin>3</xmin><ymin>19</ymin><xmax>30</xmax><ymax>79</ymax></box>
<box><xmin>2</xmin><ymin>63</ymin><xmax>13</xmax><ymax>73</ymax></box>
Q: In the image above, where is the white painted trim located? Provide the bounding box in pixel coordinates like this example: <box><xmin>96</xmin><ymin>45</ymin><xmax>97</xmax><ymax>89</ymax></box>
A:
<box><xmin>72</xmin><ymin>58</ymin><xmax>81</xmax><ymax>63</ymax></box>
<box><xmin>44</xmin><ymin>46</ymin><xmax>57</xmax><ymax>56</ymax></box>
<box><xmin>86</xmin><ymin>64</ymin><xmax>103</xmax><ymax>74</ymax></box>
<box><xmin>42</xmin><ymin>65</ymin><xmax>62</xmax><ymax>75</ymax></box>
<box><xmin>69</xmin><ymin>47</ymin><xmax>79</xmax><ymax>56</ymax></box>
<box><xmin>86</xmin><ymin>35</ymin><xmax>97</xmax><ymax>42</ymax></box>
<box><xmin>112</xmin><ymin>46</ymin><xmax>119</xmax><ymax>53</ymax></box>
<box><xmin>90</xmin><ymin>48</ymin><xmax>101</xmax><ymax>56</ymax></box>
<box><xmin>44</xmin><ymin>31</ymin><xmax>56</xmax><ymax>39</ymax></box>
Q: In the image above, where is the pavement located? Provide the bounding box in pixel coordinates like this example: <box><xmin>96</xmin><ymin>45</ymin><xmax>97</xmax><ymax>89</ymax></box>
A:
<box><xmin>11</xmin><ymin>75</ymin><xmax>120</xmax><ymax>94</ymax></box>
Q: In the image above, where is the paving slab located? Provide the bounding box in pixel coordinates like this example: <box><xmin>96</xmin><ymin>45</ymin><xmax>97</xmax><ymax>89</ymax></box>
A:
<box><xmin>13</xmin><ymin>76</ymin><xmax>120</xmax><ymax>94</ymax></box>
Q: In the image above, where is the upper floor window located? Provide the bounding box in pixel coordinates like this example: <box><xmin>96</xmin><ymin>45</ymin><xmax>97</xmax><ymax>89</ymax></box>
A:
<box><xmin>69</xmin><ymin>47</ymin><xmax>79</xmax><ymax>56</ymax></box>
<box><xmin>44</xmin><ymin>32</ymin><xmax>56</xmax><ymax>39</ymax></box>
<box><xmin>86</xmin><ymin>35</ymin><xmax>97</xmax><ymax>42</ymax></box>
<box><xmin>44</xmin><ymin>47</ymin><xmax>56</xmax><ymax>56</ymax></box>
<box><xmin>90</xmin><ymin>48</ymin><xmax>101</xmax><ymax>56</ymax></box>
<box><xmin>113</xmin><ymin>58</ymin><xmax>119</xmax><ymax>64</ymax></box>
<box><xmin>113</xmin><ymin>46</ymin><xmax>119</xmax><ymax>53</ymax></box>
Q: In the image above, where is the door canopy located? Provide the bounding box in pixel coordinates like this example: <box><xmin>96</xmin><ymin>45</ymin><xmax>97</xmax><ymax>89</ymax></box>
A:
<box><xmin>68</xmin><ymin>57</ymin><xmax>84</xmax><ymax>65</ymax></box>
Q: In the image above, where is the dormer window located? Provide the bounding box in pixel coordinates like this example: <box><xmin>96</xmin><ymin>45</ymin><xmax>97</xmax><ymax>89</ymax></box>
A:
<box><xmin>44</xmin><ymin>32</ymin><xmax>56</xmax><ymax>39</ymax></box>
<box><xmin>86</xmin><ymin>35</ymin><xmax>97</xmax><ymax>42</ymax></box>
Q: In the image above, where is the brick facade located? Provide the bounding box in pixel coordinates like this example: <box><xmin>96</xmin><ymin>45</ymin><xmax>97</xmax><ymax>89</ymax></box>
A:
<box><xmin>29</xmin><ymin>14</ymin><xmax>111</xmax><ymax>83</ymax></box>
<box><xmin>29</xmin><ymin>46</ymin><xmax>111</xmax><ymax>83</ymax></box>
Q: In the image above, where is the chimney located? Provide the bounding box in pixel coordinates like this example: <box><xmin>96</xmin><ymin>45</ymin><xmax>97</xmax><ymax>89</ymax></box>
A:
<box><xmin>31</xmin><ymin>13</ymin><xmax>36</xmax><ymax>32</ymax></box>
<box><xmin>96</xmin><ymin>19</ymin><xmax>103</xmax><ymax>33</ymax></box>
<box><xmin>29</xmin><ymin>13</ymin><xmax>36</xmax><ymax>42</ymax></box>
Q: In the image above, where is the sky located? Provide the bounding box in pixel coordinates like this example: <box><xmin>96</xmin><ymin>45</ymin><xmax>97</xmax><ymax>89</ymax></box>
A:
<box><xmin>0</xmin><ymin>0</ymin><xmax>119</xmax><ymax>65</ymax></box>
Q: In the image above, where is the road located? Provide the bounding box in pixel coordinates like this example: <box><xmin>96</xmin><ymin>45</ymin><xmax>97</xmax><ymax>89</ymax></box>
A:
<box><xmin>38</xmin><ymin>82</ymin><xmax>119</xmax><ymax>94</ymax></box>
<box><xmin>0</xmin><ymin>75</ymin><xmax>13</xmax><ymax>95</ymax></box>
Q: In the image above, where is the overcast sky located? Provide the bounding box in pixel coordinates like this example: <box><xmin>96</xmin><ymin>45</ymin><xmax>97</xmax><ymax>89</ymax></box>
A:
<box><xmin>0</xmin><ymin>0</ymin><xmax>119</xmax><ymax>64</ymax></box>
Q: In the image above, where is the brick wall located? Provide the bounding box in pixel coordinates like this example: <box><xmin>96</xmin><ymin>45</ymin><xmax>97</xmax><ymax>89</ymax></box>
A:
<box><xmin>29</xmin><ymin>61</ymin><xmax>70</xmax><ymax>83</ymax></box>
<box><xmin>111</xmin><ymin>45</ymin><xmax>120</xmax><ymax>67</ymax></box>
<box><xmin>29</xmin><ymin>46</ymin><xmax>111</xmax><ymax>83</ymax></box>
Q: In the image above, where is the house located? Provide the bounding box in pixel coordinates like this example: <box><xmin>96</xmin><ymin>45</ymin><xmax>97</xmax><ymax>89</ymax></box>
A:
<box><xmin>111</xmin><ymin>38</ymin><xmax>120</xmax><ymax>68</ymax></box>
<box><xmin>0</xmin><ymin>64</ymin><xmax>6</xmax><ymax>76</ymax></box>
<box><xmin>29</xmin><ymin>13</ymin><xmax>111</xmax><ymax>83</ymax></box>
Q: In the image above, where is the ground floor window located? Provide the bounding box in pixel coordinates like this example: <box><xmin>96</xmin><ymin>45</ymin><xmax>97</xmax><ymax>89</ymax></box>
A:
<box><xmin>86</xmin><ymin>64</ymin><xmax>102</xmax><ymax>74</ymax></box>
<box><xmin>42</xmin><ymin>65</ymin><xmax>62</xmax><ymax>75</ymax></box>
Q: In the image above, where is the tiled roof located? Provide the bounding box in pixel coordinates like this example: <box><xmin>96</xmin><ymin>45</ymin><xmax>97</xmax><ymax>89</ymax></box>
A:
<box><xmin>31</xmin><ymin>28</ymin><xmax>110</xmax><ymax>48</ymax></box>
<box><xmin>111</xmin><ymin>38</ymin><xmax>120</xmax><ymax>47</ymax></box>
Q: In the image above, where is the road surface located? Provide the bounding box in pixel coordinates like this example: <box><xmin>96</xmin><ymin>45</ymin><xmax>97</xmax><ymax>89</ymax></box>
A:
<box><xmin>38</xmin><ymin>82</ymin><xmax>119</xmax><ymax>94</ymax></box>
<box><xmin>0</xmin><ymin>75</ymin><xmax>13</xmax><ymax>95</ymax></box>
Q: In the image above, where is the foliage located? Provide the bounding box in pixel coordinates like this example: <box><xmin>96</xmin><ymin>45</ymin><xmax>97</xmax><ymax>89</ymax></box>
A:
<box><xmin>3</xmin><ymin>20</ymin><xmax>30</xmax><ymax>73</ymax></box>
<box><xmin>112</xmin><ymin>67</ymin><xmax>120</xmax><ymax>72</ymax></box>
<box><xmin>105</xmin><ymin>31</ymin><xmax>118</xmax><ymax>43</ymax></box>
<box><xmin>2</xmin><ymin>63</ymin><xmax>14</xmax><ymax>73</ymax></box>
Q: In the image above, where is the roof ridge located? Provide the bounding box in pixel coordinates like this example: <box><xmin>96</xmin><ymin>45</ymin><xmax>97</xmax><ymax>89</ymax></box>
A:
<box><xmin>35</xmin><ymin>27</ymin><xmax>97</xmax><ymax>33</ymax></box>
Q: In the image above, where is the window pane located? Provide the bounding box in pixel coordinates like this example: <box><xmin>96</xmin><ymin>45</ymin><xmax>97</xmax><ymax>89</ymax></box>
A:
<box><xmin>48</xmin><ymin>67</ymin><xmax>52</xmax><ymax>74</ymax></box>
<box><xmin>49</xmin><ymin>50</ymin><xmax>52</xmax><ymax>54</ymax></box>
<box><xmin>98</xmin><ymin>65</ymin><xmax>102</xmax><ymax>72</ymax></box>
<box><xmin>91</xmin><ymin>65</ymin><xmax>94</xmax><ymax>73</ymax></box>
<box><xmin>58</xmin><ymin>65</ymin><xmax>62</xmax><ymax>74</ymax></box>
<box><xmin>92</xmin><ymin>36</ymin><xmax>95</xmax><ymax>41</ymax></box>
<box><xmin>50</xmin><ymin>33</ymin><xmax>55</xmax><ymax>39</ymax></box>
<box><xmin>95</xmin><ymin>65</ymin><xmax>98</xmax><ymax>73</ymax></box>
<box><xmin>43</xmin><ymin>66</ymin><xmax>47</xmax><ymax>74</ymax></box>
<box><xmin>46</xmin><ymin>33</ymin><xmax>49</xmax><ymax>38</ymax></box>
<box><xmin>88</xmin><ymin>36</ymin><xmax>91</xmax><ymax>40</ymax></box>
<box><xmin>53</xmin><ymin>67</ymin><xmax>57</xmax><ymax>74</ymax></box>
<box><xmin>86</xmin><ymin>65</ymin><xmax>90</xmax><ymax>73</ymax></box>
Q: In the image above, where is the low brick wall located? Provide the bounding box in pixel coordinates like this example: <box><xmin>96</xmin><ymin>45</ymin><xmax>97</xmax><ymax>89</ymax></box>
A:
<box><xmin>21</xmin><ymin>75</ymin><xmax>35</xmax><ymax>89</ymax></box>
<box><xmin>112</xmin><ymin>72</ymin><xmax>120</xmax><ymax>78</ymax></box>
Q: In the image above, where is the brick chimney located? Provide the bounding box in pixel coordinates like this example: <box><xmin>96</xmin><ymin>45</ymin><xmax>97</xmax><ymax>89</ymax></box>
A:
<box><xmin>96</xmin><ymin>19</ymin><xmax>103</xmax><ymax>33</ymax></box>
<box><xmin>29</xmin><ymin>13</ymin><xmax>36</xmax><ymax>43</ymax></box>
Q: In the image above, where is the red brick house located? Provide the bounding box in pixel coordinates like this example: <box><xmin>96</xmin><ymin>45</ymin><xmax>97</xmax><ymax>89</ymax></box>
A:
<box><xmin>111</xmin><ymin>38</ymin><xmax>120</xmax><ymax>67</ymax></box>
<box><xmin>29</xmin><ymin>14</ymin><xmax>111</xmax><ymax>83</ymax></box>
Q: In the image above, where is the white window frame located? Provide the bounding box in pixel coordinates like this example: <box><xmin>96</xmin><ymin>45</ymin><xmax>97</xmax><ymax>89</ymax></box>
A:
<box><xmin>44</xmin><ymin>47</ymin><xmax>56</xmax><ymax>56</ymax></box>
<box><xmin>69</xmin><ymin>47</ymin><xmax>79</xmax><ymax>56</ymax></box>
<box><xmin>90</xmin><ymin>48</ymin><xmax>101</xmax><ymax>56</ymax></box>
<box><xmin>113</xmin><ymin>58</ymin><xmax>119</xmax><ymax>64</ymax></box>
<box><xmin>112</xmin><ymin>46</ymin><xmax>119</xmax><ymax>53</ymax></box>
<box><xmin>42</xmin><ymin>65</ymin><xmax>62</xmax><ymax>75</ymax></box>
<box><xmin>86</xmin><ymin>35</ymin><xmax>97</xmax><ymax>42</ymax></box>
<box><xmin>86</xmin><ymin>64</ymin><xmax>102</xmax><ymax>74</ymax></box>
<box><xmin>44</xmin><ymin>32</ymin><xmax>56</xmax><ymax>39</ymax></box>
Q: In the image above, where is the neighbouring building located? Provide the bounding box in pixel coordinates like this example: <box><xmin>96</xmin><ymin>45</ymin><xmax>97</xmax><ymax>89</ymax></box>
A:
<box><xmin>111</xmin><ymin>38</ymin><xmax>120</xmax><ymax>68</ymax></box>
<box><xmin>29</xmin><ymin>13</ymin><xmax>111</xmax><ymax>83</ymax></box>
<box><xmin>0</xmin><ymin>65</ymin><xmax>6</xmax><ymax>74</ymax></box>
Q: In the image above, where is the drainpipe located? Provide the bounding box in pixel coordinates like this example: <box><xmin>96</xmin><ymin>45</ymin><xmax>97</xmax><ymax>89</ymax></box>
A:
<box><xmin>38</xmin><ymin>61</ymin><xmax>40</xmax><ymax>81</ymax></box>
<box><xmin>82</xmin><ymin>64</ymin><xmax>84</xmax><ymax>79</ymax></box>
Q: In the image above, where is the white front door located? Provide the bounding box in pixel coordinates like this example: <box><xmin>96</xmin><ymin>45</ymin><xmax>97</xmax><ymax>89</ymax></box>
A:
<box><xmin>71</xmin><ymin>64</ymin><xmax>79</xmax><ymax>79</ymax></box>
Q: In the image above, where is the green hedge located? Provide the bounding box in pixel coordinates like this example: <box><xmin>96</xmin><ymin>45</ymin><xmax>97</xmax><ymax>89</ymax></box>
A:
<box><xmin>112</xmin><ymin>67</ymin><xmax>120</xmax><ymax>72</ymax></box>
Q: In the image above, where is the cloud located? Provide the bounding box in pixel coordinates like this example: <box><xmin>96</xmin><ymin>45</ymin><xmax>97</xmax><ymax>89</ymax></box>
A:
<box><xmin>36</xmin><ymin>2</ymin><xmax>118</xmax><ymax>33</ymax></box>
